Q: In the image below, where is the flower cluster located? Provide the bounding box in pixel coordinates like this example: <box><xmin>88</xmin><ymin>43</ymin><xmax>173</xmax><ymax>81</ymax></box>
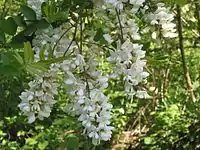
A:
<box><xmin>104</xmin><ymin>0</ymin><xmax>124</xmax><ymax>10</ymax></box>
<box><xmin>103</xmin><ymin>0</ymin><xmax>149</xmax><ymax>98</ymax></box>
<box><xmin>148</xmin><ymin>3</ymin><xmax>177</xmax><ymax>39</ymax></box>
<box><xmin>33</xmin><ymin>24</ymin><xmax>73</xmax><ymax>61</ymax></box>
<box><xmin>18</xmin><ymin>64</ymin><xmax>60</xmax><ymax>123</ymax></box>
<box><xmin>61</xmin><ymin>55</ymin><xmax>113</xmax><ymax>145</ymax></box>
<box><xmin>104</xmin><ymin>0</ymin><xmax>145</xmax><ymax>12</ymax></box>
<box><xmin>19</xmin><ymin>0</ymin><xmax>153</xmax><ymax>145</ymax></box>
<box><xmin>107</xmin><ymin>40</ymin><xmax>149</xmax><ymax>98</ymax></box>
<box><xmin>129</xmin><ymin>0</ymin><xmax>146</xmax><ymax>13</ymax></box>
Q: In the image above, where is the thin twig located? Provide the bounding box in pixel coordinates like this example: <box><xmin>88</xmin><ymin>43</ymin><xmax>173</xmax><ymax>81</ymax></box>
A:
<box><xmin>63</xmin><ymin>2</ymin><xmax>88</xmax><ymax>56</ymax></box>
<box><xmin>115</xmin><ymin>8</ymin><xmax>124</xmax><ymax>43</ymax></box>
<box><xmin>80</xmin><ymin>16</ymin><xmax>83</xmax><ymax>54</ymax></box>
<box><xmin>63</xmin><ymin>23</ymin><xmax>78</xmax><ymax>56</ymax></box>
<box><xmin>52</xmin><ymin>26</ymin><xmax>73</xmax><ymax>56</ymax></box>
<box><xmin>79</xmin><ymin>16</ymin><xmax>91</xmax><ymax>98</ymax></box>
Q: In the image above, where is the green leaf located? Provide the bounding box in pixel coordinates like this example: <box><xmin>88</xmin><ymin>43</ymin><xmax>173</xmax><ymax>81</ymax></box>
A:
<box><xmin>39</xmin><ymin>55</ymin><xmax>68</xmax><ymax>65</ymax></box>
<box><xmin>42</xmin><ymin>2</ymin><xmax>56</xmax><ymax>22</ymax></box>
<box><xmin>47</xmin><ymin>47</ymin><xmax>53</xmax><ymax>59</ymax></box>
<box><xmin>38</xmin><ymin>141</ymin><xmax>49</xmax><ymax>150</ymax></box>
<box><xmin>0</xmin><ymin>52</ymin><xmax>23</xmax><ymax>76</ymax></box>
<box><xmin>53</xmin><ymin>11</ymin><xmax>69</xmax><ymax>21</ymax></box>
<box><xmin>66</xmin><ymin>135</ymin><xmax>79</xmax><ymax>149</ymax></box>
<box><xmin>192</xmin><ymin>81</ymin><xmax>200</xmax><ymax>90</ymax></box>
<box><xmin>41</xmin><ymin>2</ymin><xmax>47</xmax><ymax>17</ymax></box>
<box><xmin>94</xmin><ymin>28</ymin><xmax>104</xmax><ymax>42</ymax></box>
<box><xmin>176</xmin><ymin>0</ymin><xmax>188</xmax><ymax>5</ymax></box>
<box><xmin>26</xmin><ymin>63</ymin><xmax>48</xmax><ymax>75</ymax></box>
<box><xmin>1</xmin><ymin>54</ymin><xmax>10</xmax><ymax>66</ymax></box>
<box><xmin>25</xmin><ymin>55</ymin><xmax>68</xmax><ymax>75</ymax></box>
<box><xmin>1</xmin><ymin>17</ymin><xmax>17</xmax><ymax>35</ymax></box>
<box><xmin>0</xmin><ymin>18</ymin><xmax>3</xmax><ymax>27</ymax></box>
<box><xmin>0</xmin><ymin>65</ymin><xmax>21</xmax><ymax>76</ymax></box>
<box><xmin>20</xmin><ymin>5</ymin><xmax>37</xmax><ymax>21</ymax></box>
<box><xmin>13</xmin><ymin>15</ymin><xmax>26</xmax><ymax>27</ymax></box>
<box><xmin>39</xmin><ymin>45</ymin><xmax>46</xmax><ymax>60</ymax></box>
<box><xmin>24</xmin><ymin>42</ymin><xmax>34</xmax><ymax>64</ymax></box>
<box><xmin>0</xmin><ymin>130</ymin><xmax>3</xmax><ymax>136</ymax></box>
<box><xmin>36</xmin><ymin>19</ymin><xmax>50</xmax><ymax>29</ymax></box>
<box><xmin>0</xmin><ymin>30</ymin><xmax>5</xmax><ymax>43</ymax></box>
<box><xmin>14</xmin><ymin>52</ymin><xmax>24</xmax><ymax>65</ymax></box>
<box><xmin>166</xmin><ymin>0</ymin><xmax>188</xmax><ymax>5</ymax></box>
<box><xmin>26</xmin><ymin>138</ymin><xmax>38</xmax><ymax>145</ymax></box>
<box><xmin>144</xmin><ymin>137</ymin><xmax>153</xmax><ymax>145</ymax></box>
<box><xmin>23</xmin><ymin>24</ymin><xmax>38</xmax><ymax>36</ymax></box>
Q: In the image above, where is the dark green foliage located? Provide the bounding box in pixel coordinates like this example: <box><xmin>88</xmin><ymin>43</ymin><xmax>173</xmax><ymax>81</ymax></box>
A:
<box><xmin>20</xmin><ymin>5</ymin><xmax>37</xmax><ymax>21</ymax></box>
<box><xmin>1</xmin><ymin>17</ymin><xmax>18</xmax><ymax>35</ymax></box>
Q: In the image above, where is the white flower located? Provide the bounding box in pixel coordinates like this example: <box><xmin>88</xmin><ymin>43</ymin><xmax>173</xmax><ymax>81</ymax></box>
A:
<box><xmin>62</xmin><ymin>54</ymin><xmax>113</xmax><ymax>144</ymax></box>
<box><xmin>136</xmin><ymin>90</ymin><xmax>150</xmax><ymax>99</ymax></box>
<box><xmin>129</xmin><ymin>0</ymin><xmax>145</xmax><ymax>6</ymax></box>
<box><xmin>19</xmin><ymin>64</ymin><xmax>60</xmax><ymax>123</ymax></box>
<box><xmin>103</xmin><ymin>34</ymin><xmax>114</xmax><ymax>44</ymax></box>
<box><xmin>148</xmin><ymin>3</ymin><xmax>177</xmax><ymax>39</ymax></box>
<box><xmin>104</xmin><ymin>0</ymin><xmax>124</xmax><ymax>10</ymax></box>
<box><xmin>107</xmin><ymin>32</ymin><xmax>149</xmax><ymax>97</ymax></box>
<box><xmin>19</xmin><ymin>91</ymin><xmax>34</xmax><ymax>101</ymax></box>
<box><xmin>28</xmin><ymin>113</ymin><xmax>36</xmax><ymax>123</ymax></box>
<box><xmin>152</xmin><ymin>32</ymin><xmax>157</xmax><ymax>39</ymax></box>
<box><xmin>33</xmin><ymin>24</ymin><xmax>73</xmax><ymax>61</ymax></box>
<box><xmin>75</xmin><ymin>54</ymin><xmax>85</xmax><ymax>70</ymax></box>
<box><xmin>20</xmin><ymin>0</ymin><xmax>151</xmax><ymax>145</ymax></box>
<box><xmin>100</xmin><ymin>131</ymin><xmax>112</xmax><ymax>141</ymax></box>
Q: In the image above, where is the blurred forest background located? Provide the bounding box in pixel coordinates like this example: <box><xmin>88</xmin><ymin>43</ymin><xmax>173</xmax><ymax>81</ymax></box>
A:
<box><xmin>0</xmin><ymin>0</ymin><xmax>200</xmax><ymax>150</ymax></box>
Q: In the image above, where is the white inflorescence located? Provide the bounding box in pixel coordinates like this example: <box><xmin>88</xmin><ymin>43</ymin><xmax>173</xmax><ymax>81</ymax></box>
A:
<box><xmin>60</xmin><ymin>54</ymin><xmax>113</xmax><ymax>145</ymax></box>
<box><xmin>33</xmin><ymin>24</ymin><xmax>73</xmax><ymax>61</ymax></box>
<box><xmin>19</xmin><ymin>0</ymin><xmax>176</xmax><ymax>145</ymax></box>
<box><xmin>148</xmin><ymin>3</ymin><xmax>178</xmax><ymax>39</ymax></box>
<box><xmin>18</xmin><ymin>63</ymin><xmax>60</xmax><ymax>123</ymax></box>
<box><xmin>107</xmin><ymin>40</ymin><xmax>149</xmax><ymax>98</ymax></box>
<box><xmin>103</xmin><ymin>0</ymin><xmax>149</xmax><ymax>98</ymax></box>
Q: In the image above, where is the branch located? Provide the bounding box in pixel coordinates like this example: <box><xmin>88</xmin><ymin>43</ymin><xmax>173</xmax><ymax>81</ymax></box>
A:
<box><xmin>52</xmin><ymin>26</ymin><xmax>73</xmax><ymax>56</ymax></box>
<box><xmin>195</xmin><ymin>3</ymin><xmax>200</xmax><ymax>36</ymax></box>
<box><xmin>176</xmin><ymin>4</ymin><xmax>196</xmax><ymax>103</ymax></box>
<box><xmin>63</xmin><ymin>23</ymin><xmax>78</xmax><ymax>56</ymax></box>
<box><xmin>115</xmin><ymin>8</ymin><xmax>124</xmax><ymax>43</ymax></box>
<box><xmin>79</xmin><ymin>16</ymin><xmax>90</xmax><ymax>98</ymax></box>
<box><xmin>63</xmin><ymin>2</ymin><xmax>88</xmax><ymax>56</ymax></box>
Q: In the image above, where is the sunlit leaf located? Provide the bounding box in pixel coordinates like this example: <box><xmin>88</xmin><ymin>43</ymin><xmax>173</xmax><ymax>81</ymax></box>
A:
<box><xmin>24</xmin><ymin>42</ymin><xmax>34</xmax><ymax>64</ymax></box>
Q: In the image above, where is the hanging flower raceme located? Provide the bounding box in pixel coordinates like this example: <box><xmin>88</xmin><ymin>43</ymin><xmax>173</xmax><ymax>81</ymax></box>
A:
<box><xmin>102</xmin><ymin>0</ymin><xmax>149</xmax><ymax>98</ymax></box>
<box><xmin>61</xmin><ymin>54</ymin><xmax>113</xmax><ymax>145</ymax></box>
<box><xmin>18</xmin><ymin>0</ymin><xmax>153</xmax><ymax>145</ymax></box>
<box><xmin>107</xmin><ymin>40</ymin><xmax>149</xmax><ymax>97</ymax></box>
<box><xmin>18</xmin><ymin>64</ymin><xmax>60</xmax><ymax>123</ymax></box>
<box><xmin>148</xmin><ymin>3</ymin><xmax>178</xmax><ymax>39</ymax></box>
